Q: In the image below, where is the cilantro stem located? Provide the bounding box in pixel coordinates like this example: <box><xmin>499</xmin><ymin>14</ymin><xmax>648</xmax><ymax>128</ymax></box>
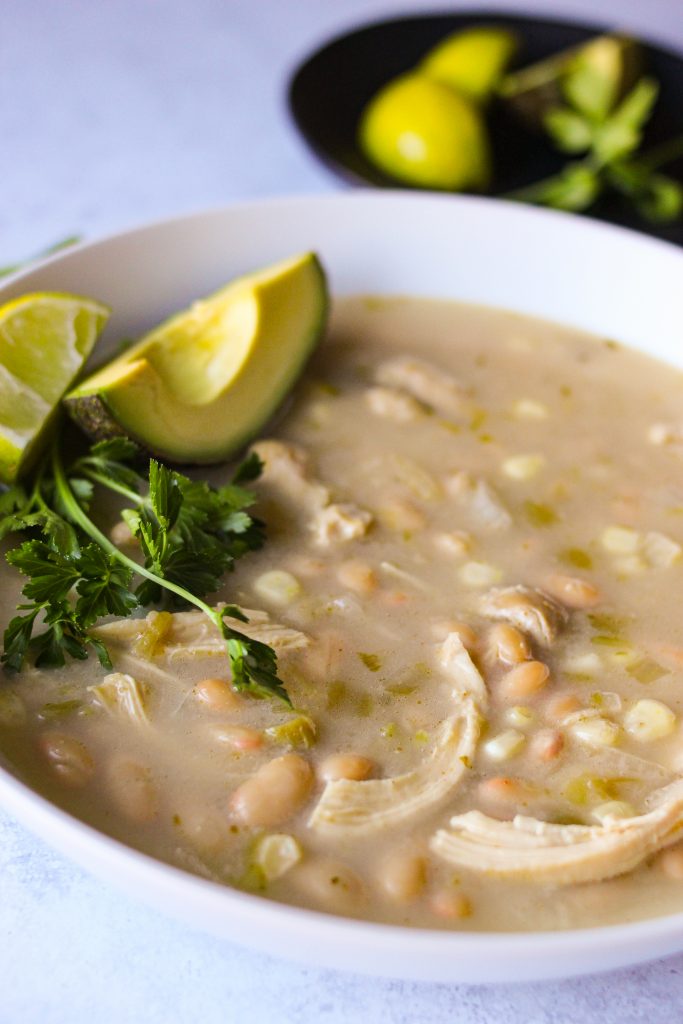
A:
<box><xmin>50</xmin><ymin>440</ymin><xmax>215</xmax><ymax>617</ymax></box>
<box><xmin>79</xmin><ymin>467</ymin><xmax>142</xmax><ymax>504</ymax></box>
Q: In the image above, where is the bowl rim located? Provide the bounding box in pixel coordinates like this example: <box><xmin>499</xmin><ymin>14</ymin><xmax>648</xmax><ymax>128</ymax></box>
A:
<box><xmin>2</xmin><ymin>189</ymin><xmax>683</xmax><ymax>982</ymax></box>
<box><xmin>2</xmin><ymin>187</ymin><xmax>680</xmax><ymax>288</ymax></box>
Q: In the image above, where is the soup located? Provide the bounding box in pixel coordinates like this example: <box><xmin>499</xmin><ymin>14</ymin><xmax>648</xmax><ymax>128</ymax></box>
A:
<box><xmin>2</xmin><ymin>295</ymin><xmax>683</xmax><ymax>932</ymax></box>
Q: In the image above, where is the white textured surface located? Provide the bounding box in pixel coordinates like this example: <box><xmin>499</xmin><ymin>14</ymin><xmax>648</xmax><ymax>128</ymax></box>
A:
<box><xmin>2</xmin><ymin>0</ymin><xmax>683</xmax><ymax>1019</ymax></box>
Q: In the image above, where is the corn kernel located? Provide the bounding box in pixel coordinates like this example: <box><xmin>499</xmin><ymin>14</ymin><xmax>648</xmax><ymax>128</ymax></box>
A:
<box><xmin>648</xmin><ymin>422</ymin><xmax>675</xmax><ymax>445</ymax></box>
<box><xmin>642</xmin><ymin>531</ymin><xmax>682</xmax><ymax>568</ymax></box>
<box><xmin>254</xmin><ymin>833</ymin><xmax>303</xmax><ymax>881</ymax></box>
<box><xmin>483</xmin><ymin>729</ymin><xmax>525</xmax><ymax>762</ymax></box>
<box><xmin>600</xmin><ymin>526</ymin><xmax>641</xmax><ymax>554</ymax></box>
<box><xmin>590</xmin><ymin>691</ymin><xmax>622</xmax><ymax>714</ymax></box>
<box><xmin>505</xmin><ymin>705</ymin><xmax>535</xmax><ymax>728</ymax></box>
<box><xmin>624</xmin><ymin>699</ymin><xmax>676</xmax><ymax>742</ymax></box>
<box><xmin>501</xmin><ymin>454</ymin><xmax>546</xmax><ymax>480</ymax></box>
<box><xmin>459</xmin><ymin>561</ymin><xmax>502</xmax><ymax>587</ymax></box>
<box><xmin>434</xmin><ymin>531</ymin><xmax>471</xmax><ymax>557</ymax></box>
<box><xmin>613</xmin><ymin>555</ymin><xmax>647</xmax><ymax>577</ymax></box>
<box><xmin>563</xmin><ymin>652</ymin><xmax>602</xmax><ymax>677</ymax></box>
<box><xmin>569</xmin><ymin>715</ymin><xmax>620</xmax><ymax>748</ymax></box>
<box><xmin>254</xmin><ymin>570</ymin><xmax>301</xmax><ymax>605</ymax></box>
<box><xmin>592</xmin><ymin>800</ymin><xmax>635</xmax><ymax>824</ymax></box>
<box><xmin>511</xmin><ymin>398</ymin><xmax>549</xmax><ymax>420</ymax></box>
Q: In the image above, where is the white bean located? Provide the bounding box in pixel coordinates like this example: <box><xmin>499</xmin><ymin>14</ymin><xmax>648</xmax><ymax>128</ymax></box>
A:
<box><xmin>193</xmin><ymin>677</ymin><xmax>242</xmax><ymax>712</ymax></box>
<box><xmin>106</xmin><ymin>757</ymin><xmax>158</xmax><ymax>823</ymax></box>
<box><xmin>379</xmin><ymin>849</ymin><xmax>426</xmax><ymax>904</ymax></box>
<box><xmin>230</xmin><ymin>753</ymin><xmax>313</xmax><ymax>827</ymax></box>
<box><xmin>291</xmin><ymin>859</ymin><xmax>364</xmax><ymax>912</ymax></box>
<box><xmin>39</xmin><ymin>732</ymin><xmax>94</xmax><ymax>788</ymax></box>
<box><xmin>320</xmin><ymin>753</ymin><xmax>374</xmax><ymax>782</ymax></box>
<box><xmin>428</xmin><ymin>888</ymin><xmax>471</xmax><ymax>919</ymax></box>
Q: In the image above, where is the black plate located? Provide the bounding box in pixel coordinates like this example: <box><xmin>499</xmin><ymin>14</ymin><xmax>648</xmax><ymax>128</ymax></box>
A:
<box><xmin>288</xmin><ymin>10</ymin><xmax>683</xmax><ymax>245</ymax></box>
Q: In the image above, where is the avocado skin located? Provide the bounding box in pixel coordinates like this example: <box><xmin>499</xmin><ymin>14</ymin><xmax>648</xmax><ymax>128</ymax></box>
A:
<box><xmin>63</xmin><ymin>392</ymin><xmax>132</xmax><ymax>445</ymax></box>
<box><xmin>63</xmin><ymin>387</ymin><xmax>294</xmax><ymax>465</ymax></box>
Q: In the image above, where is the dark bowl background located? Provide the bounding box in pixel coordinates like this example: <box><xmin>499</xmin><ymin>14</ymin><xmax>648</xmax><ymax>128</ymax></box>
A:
<box><xmin>288</xmin><ymin>10</ymin><xmax>683</xmax><ymax>245</ymax></box>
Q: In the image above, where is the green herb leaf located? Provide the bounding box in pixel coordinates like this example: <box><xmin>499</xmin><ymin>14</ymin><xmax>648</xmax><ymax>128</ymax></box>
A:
<box><xmin>509</xmin><ymin>61</ymin><xmax>681</xmax><ymax>227</ymax></box>
<box><xmin>633</xmin><ymin>173</ymin><xmax>683</xmax><ymax>223</ymax></box>
<box><xmin>514</xmin><ymin>163</ymin><xmax>602</xmax><ymax>212</ymax></box>
<box><xmin>74</xmin><ymin>546</ymin><xmax>138</xmax><ymax>624</ymax></box>
<box><xmin>148</xmin><ymin>459</ymin><xmax>183</xmax><ymax>532</ymax></box>
<box><xmin>1</xmin><ymin>607</ymin><xmax>42</xmax><ymax>671</ymax></box>
<box><xmin>220</xmin><ymin>609</ymin><xmax>289</xmax><ymax>704</ymax></box>
<box><xmin>563</xmin><ymin>54</ymin><xmax>621</xmax><ymax>121</ymax></box>
<box><xmin>7</xmin><ymin>540</ymin><xmax>81</xmax><ymax>604</ymax></box>
<box><xmin>232</xmin><ymin>452</ymin><xmax>264</xmax><ymax>485</ymax></box>
<box><xmin>591</xmin><ymin>79</ymin><xmax>658</xmax><ymax>166</ymax></box>
<box><xmin>544</xmin><ymin>107</ymin><xmax>594</xmax><ymax>153</ymax></box>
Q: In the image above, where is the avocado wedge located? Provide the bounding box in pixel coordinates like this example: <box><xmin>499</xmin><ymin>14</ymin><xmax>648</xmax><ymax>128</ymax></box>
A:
<box><xmin>64</xmin><ymin>253</ymin><xmax>328</xmax><ymax>464</ymax></box>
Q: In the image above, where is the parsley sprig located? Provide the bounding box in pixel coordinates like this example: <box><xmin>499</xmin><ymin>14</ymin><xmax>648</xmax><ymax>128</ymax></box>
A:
<box><xmin>0</xmin><ymin>438</ymin><xmax>290</xmax><ymax>706</ymax></box>
<box><xmin>509</xmin><ymin>71</ymin><xmax>683</xmax><ymax>223</ymax></box>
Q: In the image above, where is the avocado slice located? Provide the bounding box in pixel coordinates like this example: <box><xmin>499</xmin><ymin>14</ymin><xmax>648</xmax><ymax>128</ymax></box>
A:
<box><xmin>64</xmin><ymin>253</ymin><xmax>328</xmax><ymax>464</ymax></box>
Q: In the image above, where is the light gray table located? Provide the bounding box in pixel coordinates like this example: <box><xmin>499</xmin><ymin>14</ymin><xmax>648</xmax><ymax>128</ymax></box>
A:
<box><xmin>2</xmin><ymin>1</ymin><xmax>683</xmax><ymax>1020</ymax></box>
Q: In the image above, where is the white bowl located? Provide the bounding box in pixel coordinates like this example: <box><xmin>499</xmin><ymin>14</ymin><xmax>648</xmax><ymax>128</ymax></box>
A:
<box><xmin>2</xmin><ymin>192</ymin><xmax>683</xmax><ymax>984</ymax></box>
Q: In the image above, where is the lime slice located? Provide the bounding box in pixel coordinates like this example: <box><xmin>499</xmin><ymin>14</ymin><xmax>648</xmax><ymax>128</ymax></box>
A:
<box><xmin>0</xmin><ymin>292</ymin><xmax>109</xmax><ymax>482</ymax></box>
<box><xmin>421</xmin><ymin>26</ymin><xmax>518</xmax><ymax>104</ymax></box>
<box><xmin>359</xmin><ymin>73</ymin><xmax>491</xmax><ymax>191</ymax></box>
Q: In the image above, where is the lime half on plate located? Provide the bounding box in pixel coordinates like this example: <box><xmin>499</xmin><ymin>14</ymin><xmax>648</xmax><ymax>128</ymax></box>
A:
<box><xmin>0</xmin><ymin>292</ymin><xmax>109</xmax><ymax>482</ymax></box>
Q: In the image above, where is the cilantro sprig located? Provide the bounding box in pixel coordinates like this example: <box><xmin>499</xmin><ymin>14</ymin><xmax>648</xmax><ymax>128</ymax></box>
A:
<box><xmin>508</xmin><ymin>69</ymin><xmax>683</xmax><ymax>223</ymax></box>
<box><xmin>0</xmin><ymin>438</ymin><xmax>290</xmax><ymax>706</ymax></box>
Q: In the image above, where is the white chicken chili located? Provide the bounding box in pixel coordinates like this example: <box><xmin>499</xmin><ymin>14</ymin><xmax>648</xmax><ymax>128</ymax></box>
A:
<box><xmin>3</xmin><ymin>294</ymin><xmax>683</xmax><ymax>932</ymax></box>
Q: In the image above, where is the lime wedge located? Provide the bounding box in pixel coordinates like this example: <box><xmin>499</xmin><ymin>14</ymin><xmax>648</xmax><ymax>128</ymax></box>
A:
<box><xmin>359</xmin><ymin>73</ymin><xmax>491</xmax><ymax>191</ymax></box>
<box><xmin>0</xmin><ymin>292</ymin><xmax>109</xmax><ymax>482</ymax></box>
<box><xmin>421</xmin><ymin>26</ymin><xmax>518</xmax><ymax>104</ymax></box>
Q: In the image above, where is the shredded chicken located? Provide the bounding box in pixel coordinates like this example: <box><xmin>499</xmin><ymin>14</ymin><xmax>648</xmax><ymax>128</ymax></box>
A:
<box><xmin>375</xmin><ymin>356</ymin><xmax>469</xmax><ymax>418</ymax></box>
<box><xmin>252</xmin><ymin>438</ymin><xmax>373</xmax><ymax>547</ymax></box>
<box><xmin>250</xmin><ymin>439</ymin><xmax>329</xmax><ymax>510</ymax></box>
<box><xmin>365</xmin><ymin>385</ymin><xmax>427</xmax><ymax>422</ymax></box>
<box><xmin>430</xmin><ymin>780</ymin><xmax>683</xmax><ymax>885</ymax></box>
<box><xmin>564</xmin><ymin>742</ymin><xmax>674</xmax><ymax>788</ymax></box>
<box><xmin>308</xmin><ymin>635</ymin><xmax>485</xmax><ymax>835</ymax></box>
<box><xmin>480</xmin><ymin>585</ymin><xmax>568</xmax><ymax>645</ymax></box>
<box><xmin>445</xmin><ymin>471</ymin><xmax>512</xmax><ymax>531</ymax></box>
<box><xmin>93</xmin><ymin>607</ymin><xmax>310</xmax><ymax>658</ymax></box>
<box><xmin>439</xmin><ymin>631</ymin><xmax>488</xmax><ymax>706</ymax></box>
<box><xmin>311</xmin><ymin>503</ymin><xmax>373</xmax><ymax>546</ymax></box>
<box><xmin>88</xmin><ymin>672</ymin><xmax>150</xmax><ymax>725</ymax></box>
